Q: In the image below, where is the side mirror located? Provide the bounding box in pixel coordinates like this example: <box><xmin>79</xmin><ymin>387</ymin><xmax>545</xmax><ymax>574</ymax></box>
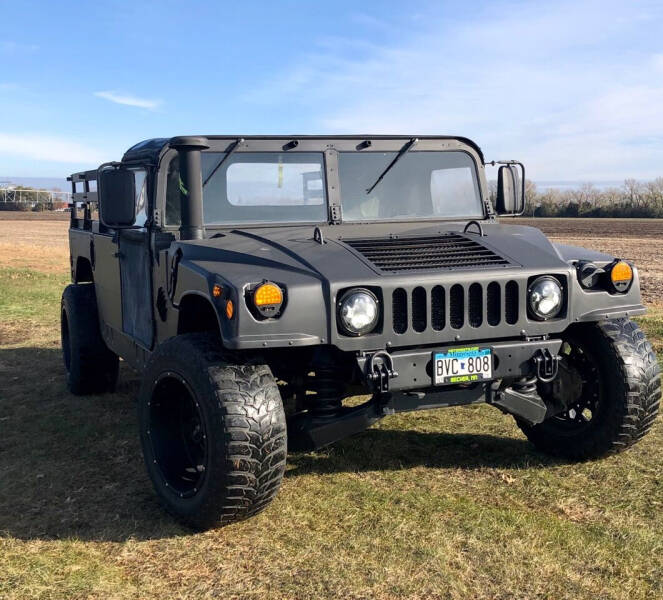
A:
<box><xmin>496</xmin><ymin>163</ymin><xmax>525</xmax><ymax>215</ymax></box>
<box><xmin>98</xmin><ymin>167</ymin><xmax>136</xmax><ymax>228</ymax></box>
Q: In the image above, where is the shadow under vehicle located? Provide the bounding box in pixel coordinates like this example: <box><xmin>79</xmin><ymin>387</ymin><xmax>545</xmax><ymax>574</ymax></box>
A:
<box><xmin>61</xmin><ymin>135</ymin><xmax>661</xmax><ymax>529</ymax></box>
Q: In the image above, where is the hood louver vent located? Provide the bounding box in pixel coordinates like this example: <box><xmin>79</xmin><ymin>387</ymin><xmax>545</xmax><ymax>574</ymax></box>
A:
<box><xmin>343</xmin><ymin>233</ymin><xmax>512</xmax><ymax>273</ymax></box>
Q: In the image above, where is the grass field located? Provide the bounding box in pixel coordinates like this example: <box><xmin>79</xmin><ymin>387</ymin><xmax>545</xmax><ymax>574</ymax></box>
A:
<box><xmin>0</xmin><ymin>217</ymin><xmax>661</xmax><ymax>599</ymax></box>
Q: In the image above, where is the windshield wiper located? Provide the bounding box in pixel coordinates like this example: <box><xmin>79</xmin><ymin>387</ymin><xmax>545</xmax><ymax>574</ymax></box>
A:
<box><xmin>203</xmin><ymin>137</ymin><xmax>244</xmax><ymax>187</ymax></box>
<box><xmin>365</xmin><ymin>137</ymin><xmax>418</xmax><ymax>195</ymax></box>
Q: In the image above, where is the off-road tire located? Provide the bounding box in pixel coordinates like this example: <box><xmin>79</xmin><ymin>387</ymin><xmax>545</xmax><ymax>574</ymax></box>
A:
<box><xmin>60</xmin><ymin>283</ymin><xmax>119</xmax><ymax>395</ymax></box>
<box><xmin>138</xmin><ymin>333</ymin><xmax>287</xmax><ymax>530</ymax></box>
<box><xmin>518</xmin><ymin>318</ymin><xmax>660</xmax><ymax>460</ymax></box>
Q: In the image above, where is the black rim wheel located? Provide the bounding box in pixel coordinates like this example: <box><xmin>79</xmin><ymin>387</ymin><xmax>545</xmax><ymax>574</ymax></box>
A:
<box><xmin>540</xmin><ymin>338</ymin><xmax>602</xmax><ymax>433</ymax></box>
<box><xmin>148</xmin><ymin>373</ymin><xmax>209</xmax><ymax>498</ymax></box>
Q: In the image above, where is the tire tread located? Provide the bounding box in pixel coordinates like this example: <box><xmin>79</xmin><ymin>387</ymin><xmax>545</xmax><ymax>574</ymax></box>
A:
<box><xmin>139</xmin><ymin>333</ymin><xmax>287</xmax><ymax>530</ymax></box>
<box><xmin>61</xmin><ymin>283</ymin><xmax>119</xmax><ymax>395</ymax></box>
<box><xmin>519</xmin><ymin>318</ymin><xmax>660</xmax><ymax>460</ymax></box>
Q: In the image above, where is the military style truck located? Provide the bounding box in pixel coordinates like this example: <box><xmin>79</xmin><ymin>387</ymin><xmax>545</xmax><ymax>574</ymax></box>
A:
<box><xmin>62</xmin><ymin>135</ymin><xmax>661</xmax><ymax>529</ymax></box>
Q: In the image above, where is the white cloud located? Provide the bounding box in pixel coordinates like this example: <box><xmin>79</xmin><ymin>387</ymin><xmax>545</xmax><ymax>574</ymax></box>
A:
<box><xmin>247</xmin><ymin>0</ymin><xmax>663</xmax><ymax>180</ymax></box>
<box><xmin>0</xmin><ymin>41</ymin><xmax>39</xmax><ymax>54</ymax></box>
<box><xmin>0</xmin><ymin>132</ymin><xmax>106</xmax><ymax>164</ymax></box>
<box><xmin>94</xmin><ymin>90</ymin><xmax>162</xmax><ymax>110</ymax></box>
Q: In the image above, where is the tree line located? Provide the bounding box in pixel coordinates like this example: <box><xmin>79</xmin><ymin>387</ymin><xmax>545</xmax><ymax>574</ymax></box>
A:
<box><xmin>3</xmin><ymin>179</ymin><xmax>663</xmax><ymax>218</ymax></box>
<box><xmin>509</xmin><ymin>179</ymin><xmax>663</xmax><ymax>218</ymax></box>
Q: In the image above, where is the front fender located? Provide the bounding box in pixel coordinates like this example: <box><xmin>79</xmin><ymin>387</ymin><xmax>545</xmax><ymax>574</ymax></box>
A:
<box><xmin>553</xmin><ymin>242</ymin><xmax>615</xmax><ymax>263</ymax></box>
<box><xmin>174</xmin><ymin>258</ymin><xmax>327</xmax><ymax>349</ymax></box>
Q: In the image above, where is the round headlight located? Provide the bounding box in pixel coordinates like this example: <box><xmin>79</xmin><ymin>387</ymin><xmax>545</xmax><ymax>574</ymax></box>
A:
<box><xmin>338</xmin><ymin>289</ymin><xmax>379</xmax><ymax>336</ymax></box>
<box><xmin>528</xmin><ymin>276</ymin><xmax>563</xmax><ymax>320</ymax></box>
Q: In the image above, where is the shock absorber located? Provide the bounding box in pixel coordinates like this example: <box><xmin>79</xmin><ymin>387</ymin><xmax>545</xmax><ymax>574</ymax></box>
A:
<box><xmin>304</xmin><ymin>365</ymin><xmax>345</xmax><ymax>418</ymax></box>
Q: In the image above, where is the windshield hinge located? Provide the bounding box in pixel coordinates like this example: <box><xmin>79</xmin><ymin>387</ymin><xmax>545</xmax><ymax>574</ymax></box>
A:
<box><xmin>329</xmin><ymin>204</ymin><xmax>342</xmax><ymax>224</ymax></box>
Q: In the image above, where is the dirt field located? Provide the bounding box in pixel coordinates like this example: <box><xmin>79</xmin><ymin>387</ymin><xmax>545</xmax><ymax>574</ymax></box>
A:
<box><xmin>0</xmin><ymin>214</ymin><xmax>661</xmax><ymax>600</ymax></box>
<box><xmin>0</xmin><ymin>211</ymin><xmax>69</xmax><ymax>221</ymax></box>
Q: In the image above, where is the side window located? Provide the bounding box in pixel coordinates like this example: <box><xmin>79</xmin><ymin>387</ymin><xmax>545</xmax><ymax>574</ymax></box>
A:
<box><xmin>165</xmin><ymin>156</ymin><xmax>181</xmax><ymax>226</ymax></box>
<box><xmin>132</xmin><ymin>169</ymin><xmax>148</xmax><ymax>227</ymax></box>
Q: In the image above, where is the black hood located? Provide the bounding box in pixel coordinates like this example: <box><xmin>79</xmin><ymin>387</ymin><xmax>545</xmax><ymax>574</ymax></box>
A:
<box><xmin>177</xmin><ymin>221</ymin><xmax>573</xmax><ymax>285</ymax></box>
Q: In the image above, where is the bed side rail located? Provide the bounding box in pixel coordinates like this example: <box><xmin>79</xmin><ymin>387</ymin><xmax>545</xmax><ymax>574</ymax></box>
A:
<box><xmin>67</xmin><ymin>169</ymin><xmax>99</xmax><ymax>230</ymax></box>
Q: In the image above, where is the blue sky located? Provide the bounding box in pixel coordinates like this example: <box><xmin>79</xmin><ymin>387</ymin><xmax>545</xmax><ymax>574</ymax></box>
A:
<box><xmin>1</xmin><ymin>0</ymin><xmax>662</xmax><ymax>180</ymax></box>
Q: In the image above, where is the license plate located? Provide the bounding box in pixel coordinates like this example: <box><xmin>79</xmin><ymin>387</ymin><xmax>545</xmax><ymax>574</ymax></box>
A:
<box><xmin>433</xmin><ymin>346</ymin><xmax>492</xmax><ymax>385</ymax></box>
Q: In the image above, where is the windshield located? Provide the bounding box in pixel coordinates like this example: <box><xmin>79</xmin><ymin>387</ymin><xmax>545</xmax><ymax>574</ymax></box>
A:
<box><xmin>338</xmin><ymin>151</ymin><xmax>483</xmax><ymax>221</ymax></box>
<box><xmin>200</xmin><ymin>151</ymin><xmax>327</xmax><ymax>224</ymax></box>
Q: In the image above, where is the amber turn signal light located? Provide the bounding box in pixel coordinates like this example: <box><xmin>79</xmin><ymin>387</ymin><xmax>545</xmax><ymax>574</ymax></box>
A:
<box><xmin>212</xmin><ymin>284</ymin><xmax>223</xmax><ymax>298</ymax></box>
<box><xmin>254</xmin><ymin>282</ymin><xmax>283</xmax><ymax>306</ymax></box>
<box><xmin>610</xmin><ymin>261</ymin><xmax>633</xmax><ymax>293</ymax></box>
<box><xmin>250</xmin><ymin>282</ymin><xmax>284</xmax><ymax>319</ymax></box>
<box><xmin>225</xmin><ymin>299</ymin><xmax>234</xmax><ymax>319</ymax></box>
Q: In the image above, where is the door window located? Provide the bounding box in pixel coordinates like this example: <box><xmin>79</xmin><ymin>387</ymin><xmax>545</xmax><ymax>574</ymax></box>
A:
<box><xmin>132</xmin><ymin>169</ymin><xmax>148</xmax><ymax>227</ymax></box>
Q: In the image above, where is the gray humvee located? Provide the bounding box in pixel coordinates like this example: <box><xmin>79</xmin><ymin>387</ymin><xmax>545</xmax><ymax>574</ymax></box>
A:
<box><xmin>62</xmin><ymin>135</ymin><xmax>661</xmax><ymax>529</ymax></box>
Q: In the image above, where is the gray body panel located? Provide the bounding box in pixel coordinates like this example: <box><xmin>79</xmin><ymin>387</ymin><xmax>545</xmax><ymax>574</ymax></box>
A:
<box><xmin>66</xmin><ymin>135</ymin><xmax>646</xmax><ymax>377</ymax></box>
<box><xmin>166</xmin><ymin>221</ymin><xmax>643</xmax><ymax>351</ymax></box>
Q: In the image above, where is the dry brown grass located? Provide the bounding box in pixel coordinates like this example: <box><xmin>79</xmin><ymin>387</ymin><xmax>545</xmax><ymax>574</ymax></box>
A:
<box><xmin>0</xmin><ymin>215</ymin><xmax>661</xmax><ymax>599</ymax></box>
<box><xmin>0</xmin><ymin>219</ymin><xmax>70</xmax><ymax>276</ymax></box>
<box><xmin>0</xmin><ymin>211</ymin><xmax>69</xmax><ymax>221</ymax></box>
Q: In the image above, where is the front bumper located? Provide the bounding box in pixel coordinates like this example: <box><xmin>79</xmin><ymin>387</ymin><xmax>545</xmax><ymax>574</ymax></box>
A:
<box><xmin>356</xmin><ymin>338</ymin><xmax>564</xmax><ymax>393</ymax></box>
<box><xmin>289</xmin><ymin>337</ymin><xmax>564</xmax><ymax>451</ymax></box>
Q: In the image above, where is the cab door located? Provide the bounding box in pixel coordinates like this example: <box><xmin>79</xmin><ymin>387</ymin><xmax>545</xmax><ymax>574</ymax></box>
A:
<box><xmin>117</xmin><ymin>168</ymin><xmax>154</xmax><ymax>349</ymax></box>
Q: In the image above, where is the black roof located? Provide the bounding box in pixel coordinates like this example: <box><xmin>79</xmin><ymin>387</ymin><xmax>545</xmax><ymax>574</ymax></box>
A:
<box><xmin>122</xmin><ymin>138</ymin><xmax>170</xmax><ymax>163</ymax></box>
<box><xmin>122</xmin><ymin>135</ymin><xmax>484</xmax><ymax>164</ymax></box>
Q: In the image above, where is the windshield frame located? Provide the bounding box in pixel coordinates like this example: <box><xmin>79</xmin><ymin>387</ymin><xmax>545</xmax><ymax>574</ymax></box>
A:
<box><xmin>154</xmin><ymin>137</ymin><xmax>489</xmax><ymax>231</ymax></box>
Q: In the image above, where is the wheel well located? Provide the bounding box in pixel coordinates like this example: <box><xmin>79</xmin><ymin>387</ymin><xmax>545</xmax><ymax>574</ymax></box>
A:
<box><xmin>177</xmin><ymin>295</ymin><xmax>220</xmax><ymax>336</ymax></box>
<box><xmin>75</xmin><ymin>257</ymin><xmax>93</xmax><ymax>283</ymax></box>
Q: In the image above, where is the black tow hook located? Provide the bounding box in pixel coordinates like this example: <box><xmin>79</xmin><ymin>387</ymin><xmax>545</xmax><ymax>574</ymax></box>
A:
<box><xmin>366</xmin><ymin>351</ymin><xmax>399</xmax><ymax>393</ymax></box>
<box><xmin>533</xmin><ymin>348</ymin><xmax>560</xmax><ymax>383</ymax></box>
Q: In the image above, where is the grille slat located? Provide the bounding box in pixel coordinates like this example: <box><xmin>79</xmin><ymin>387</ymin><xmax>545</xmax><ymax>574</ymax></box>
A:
<box><xmin>393</xmin><ymin>288</ymin><xmax>408</xmax><ymax>334</ymax></box>
<box><xmin>431</xmin><ymin>286</ymin><xmax>445</xmax><ymax>331</ymax></box>
<box><xmin>469</xmin><ymin>283</ymin><xmax>483</xmax><ymax>328</ymax></box>
<box><xmin>412</xmin><ymin>287</ymin><xmax>427</xmax><ymax>332</ymax></box>
<box><xmin>344</xmin><ymin>233</ymin><xmax>511</xmax><ymax>273</ymax></box>
<box><xmin>349</xmin><ymin>248</ymin><xmax>500</xmax><ymax>260</ymax></box>
<box><xmin>505</xmin><ymin>280</ymin><xmax>519</xmax><ymax>325</ymax></box>
<box><xmin>487</xmin><ymin>281</ymin><xmax>501</xmax><ymax>326</ymax></box>
<box><xmin>450</xmin><ymin>285</ymin><xmax>464</xmax><ymax>329</ymax></box>
<box><xmin>373</xmin><ymin>257</ymin><xmax>507</xmax><ymax>271</ymax></box>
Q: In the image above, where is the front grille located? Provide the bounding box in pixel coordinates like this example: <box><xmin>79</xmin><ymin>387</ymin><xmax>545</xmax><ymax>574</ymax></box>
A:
<box><xmin>393</xmin><ymin>280</ymin><xmax>520</xmax><ymax>334</ymax></box>
<box><xmin>344</xmin><ymin>233</ymin><xmax>512</xmax><ymax>273</ymax></box>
